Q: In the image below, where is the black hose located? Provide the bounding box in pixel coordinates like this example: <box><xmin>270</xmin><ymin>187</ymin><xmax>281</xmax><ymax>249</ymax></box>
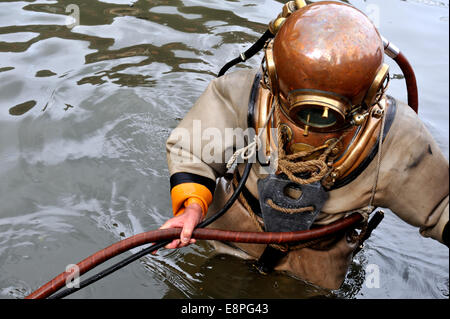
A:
<box><xmin>50</xmin><ymin>28</ymin><xmax>270</xmax><ymax>298</ymax></box>
<box><xmin>49</xmin><ymin>161</ymin><xmax>253</xmax><ymax>299</ymax></box>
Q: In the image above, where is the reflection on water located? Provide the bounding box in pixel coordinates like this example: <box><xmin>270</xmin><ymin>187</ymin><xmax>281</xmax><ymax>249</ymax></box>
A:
<box><xmin>9</xmin><ymin>100</ymin><xmax>37</xmax><ymax>116</ymax></box>
<box><xmin>0</xmin><ymin>0</ymin><xmax>448</xmax><ymax>299</ymax></box>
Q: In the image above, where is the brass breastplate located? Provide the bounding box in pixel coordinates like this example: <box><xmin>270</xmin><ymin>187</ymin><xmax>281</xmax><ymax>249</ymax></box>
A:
<box><xmin>252</xmin><ymin>83</ymin><xmax>393</xmax><ymax>188</ymax></box>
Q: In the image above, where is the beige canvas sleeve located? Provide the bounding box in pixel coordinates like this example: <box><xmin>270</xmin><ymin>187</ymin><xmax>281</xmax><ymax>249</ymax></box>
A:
<box><xmin>375</xmin><ymin>101</ymin><xmax>449</xmax><ymax>243</ymax></box>
<box><xmin>166</xmin><ymin>69</ymin><xmax>256</xmax><ymax>181</ymax></box>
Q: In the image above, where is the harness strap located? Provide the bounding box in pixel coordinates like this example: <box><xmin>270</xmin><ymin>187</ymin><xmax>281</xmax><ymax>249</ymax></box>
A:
<box><xmin>253</xmin><ymin>246</ymin><xmax>288</xmax><ymax>275</ymax></box>
<box><xmin>354</xmin><ymin>210</ymin><xmax>385</xmax><ymax>255</ymax></box>
<box><xmin>218</xmin><ymin>30</ymin><xmax>274</xmax><ymax>77</ymax></box>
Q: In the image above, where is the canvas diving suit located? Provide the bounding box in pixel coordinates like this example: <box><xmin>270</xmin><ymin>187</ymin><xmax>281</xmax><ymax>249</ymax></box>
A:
<box><xmin>165</xmin><ymin>69</ymin><xmax>449</xmax><ymax>289</ymax></box>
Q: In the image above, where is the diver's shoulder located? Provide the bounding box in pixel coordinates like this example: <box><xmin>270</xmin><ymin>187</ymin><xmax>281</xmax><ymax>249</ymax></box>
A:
<box><xmin>213</xmin><ymin>68</ymin><xmax>258</xmax><ymax>85</ymax></box>
<box><xmin>209</xmin><ymin>69</ymin><xmax>259</xmax><ymax>102</ymax></box>
<box><xmin>387</xmin><ymin>95</ymin><xmax>417</xmax><ymax>119</ymax></box>
<box><xmin>385</xmin><ymin>95</ymin><xmax>438</xmax><ymax>147</ymax></box>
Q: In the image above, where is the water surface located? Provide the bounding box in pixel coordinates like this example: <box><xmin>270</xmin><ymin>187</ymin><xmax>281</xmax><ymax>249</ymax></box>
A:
<box><xmin>0</xmin><ymin>0</ymin><xmax>448</xmax><ymax>299</ymax></box>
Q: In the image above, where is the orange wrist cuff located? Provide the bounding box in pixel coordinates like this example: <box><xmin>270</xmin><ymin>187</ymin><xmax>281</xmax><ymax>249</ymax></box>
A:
<box><xmin>171</xmin><ymin>183</ymin><xmax>213</xmax><ymax>217</ymax></box>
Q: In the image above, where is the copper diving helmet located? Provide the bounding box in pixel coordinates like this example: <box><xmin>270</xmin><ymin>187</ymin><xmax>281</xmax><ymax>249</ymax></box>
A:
<box><xmin>264</xmin><ymin>1</ymin><xmax>390</xmax><ymax>133</ymax></box>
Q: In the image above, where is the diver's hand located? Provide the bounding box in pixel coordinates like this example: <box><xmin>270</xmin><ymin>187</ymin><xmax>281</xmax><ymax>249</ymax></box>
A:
<box><xmin>159</xmin><ymin>203</ymin><xmax>203</xmax><ymax>249</ymax></box>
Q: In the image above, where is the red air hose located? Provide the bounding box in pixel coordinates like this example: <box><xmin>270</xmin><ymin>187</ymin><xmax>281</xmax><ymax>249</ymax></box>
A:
<box><xmin>394</xmin><ymin>52</ymin><xmax>419</xmax><ymax>113</ymax></box>
<box><xmin>383</xmin><ymin>36</ymin><xmax>419</xmax><ymax>113</ymax></box>
<box><xmin>25</xmin><ymin>213</ymin><xmax>362</xmax><ymax>299</ymax></box>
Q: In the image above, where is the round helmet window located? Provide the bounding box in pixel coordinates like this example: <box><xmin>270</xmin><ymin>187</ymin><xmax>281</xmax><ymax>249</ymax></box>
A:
<box><xmin>296</xmin><ymin>108</ymin><xmax>337</xmax><ymax>128</ymax></box>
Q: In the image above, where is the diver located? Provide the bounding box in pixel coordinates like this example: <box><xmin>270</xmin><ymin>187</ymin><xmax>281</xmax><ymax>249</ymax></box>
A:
<box><xmin>159</xmin><ymin>1</ymin><xmax>449</xmax><ymax>290</ymax></box>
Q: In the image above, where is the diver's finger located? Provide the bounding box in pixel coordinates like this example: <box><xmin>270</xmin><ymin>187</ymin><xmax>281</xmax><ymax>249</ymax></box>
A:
<box><xmin>165</xmin><ymin>239</ymin><xmax>181</xmax><ymax>250</ymax></box>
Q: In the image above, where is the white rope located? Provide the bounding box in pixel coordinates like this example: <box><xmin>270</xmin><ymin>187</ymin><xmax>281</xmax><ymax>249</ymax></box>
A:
<box><xmin>342</xmin><ymin>99</ymin><xmax>387</xmax><ymax>224</ymax></box>
<box><xmin>368</xmin><ymin>105</ymin><xmax>386</xmax><ymax>206</ymax></box>
<box><xmin>226</xmin><ymin>103</ymin><xmax>276</xmax><ymax>170</ymax></box>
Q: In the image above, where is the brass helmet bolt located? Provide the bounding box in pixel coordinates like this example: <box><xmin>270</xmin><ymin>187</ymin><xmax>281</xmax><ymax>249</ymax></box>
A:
<box><xmin>269</xmin><ymin>1</ymin><xmax>308</xmax><ymax>35</ymax></box>
<box><xmin>294</xmin><ymin>0</ymin><xmax>307</xmax><ymax>9</ymax></box>
<box><xmin>352</xmin><ymin>113</ymin><xmax>367</xmax><ymax>126</ymax></box>
<box><xmin>269</xmin><ymin>17</ymin><xmax>287</xmax><ymax>35</ymax></box>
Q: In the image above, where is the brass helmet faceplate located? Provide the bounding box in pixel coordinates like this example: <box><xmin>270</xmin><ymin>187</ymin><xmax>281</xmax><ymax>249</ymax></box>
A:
<box><xmin>265</xmin><ymin>1</ymin><xmax>388</xmax><ymax>132</ymax></box>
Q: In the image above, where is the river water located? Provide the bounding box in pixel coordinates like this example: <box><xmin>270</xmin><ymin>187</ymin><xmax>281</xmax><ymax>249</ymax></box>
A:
<box><xmin>0</xmin><ymin>0</ymin><xmax>448</xmax><ymax>299</ymax></box>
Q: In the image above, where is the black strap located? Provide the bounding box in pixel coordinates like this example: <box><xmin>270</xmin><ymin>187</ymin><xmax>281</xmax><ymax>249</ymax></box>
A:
<box><xmin>170</xmin><ymin>172</ymin><xmax>216</xmax><ymax>195</ymax></box>
<box><xmin>247</xmin><ymin>72</ymin><xmax>262</xmax><ymax>130</ymax></box>
<box><xmin>235</xmin><ymin>169</ymin><xmax>262</xmax><ymax>218</ymax></box>
<box><xmin>218</xmin><ymin>30</ymin><xmax>274</xmax><ymax>77</ymax></box>
<box><xmin>354</xmin><ymin>210</ymin><xmax>385</xmax><ymax>255</ymax></box>
<box><xmin>253</xmin><ymin>246</ymin><xmax>287</xmax><ymax>275</ymax></box>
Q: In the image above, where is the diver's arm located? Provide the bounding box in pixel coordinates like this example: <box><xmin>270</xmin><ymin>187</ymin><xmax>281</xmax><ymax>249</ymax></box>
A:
<box><xmin>419</xmin><ymin>198</ymin><xmax>449</xmax><ymax>247</ymax></box>
<box><xmin>375</xmin><ymin>100</ymin><xmax>449</xmax><ymax>245</ymax></box>
<box><xmin>163</xmin><ymin>70</ymin><xmax>257</xmax><ymax>246</ymax></box>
